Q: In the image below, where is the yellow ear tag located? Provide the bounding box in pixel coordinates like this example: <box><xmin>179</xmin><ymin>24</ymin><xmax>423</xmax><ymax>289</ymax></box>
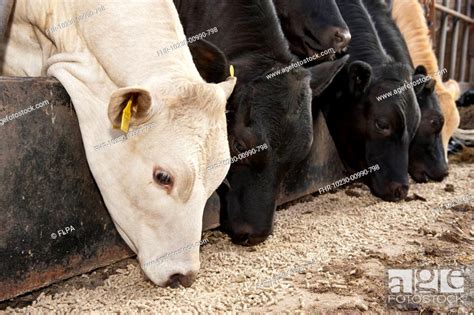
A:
<box><xmin>121</xmin><ymin>96</ymin><xmax>134</xmax><ymax>133</ymax></box>
<box><xmin>230</xmin><ymin>65</ymin><xmax>235</xmax><ymax>78</ymax></box>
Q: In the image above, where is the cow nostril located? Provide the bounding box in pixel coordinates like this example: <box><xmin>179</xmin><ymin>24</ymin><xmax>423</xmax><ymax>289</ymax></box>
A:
<box><xmin>231</xmin><ymin>232</ymin><xmax>270</xmax><ymax>246</ymax></box>
<box><xmin>166</xmin><ymin>272</ymin><xmax>197</xmax><ymax>288</ymax></box>
<box><xmin>167</xmin><ymin>274</ymin><xmax>182</xmax><ymax>288</ymax></box>
<box><xmin>434</xmin><ymin>168</ymin><xmax>449</xmax><ymax>182</ymax></box>
<box><xmin>247</xmin><ymin>234</ymin><xmax>269</xmax><ymax>246</ymax></box>
<box><xmin>394</xmin><ymin>184</ymin><xmax>409</xmax><ymax>200</ymax></box>
<box><xmin>416</xmin><ymin>171</ymin><xmax>429</xmax><ymax>183</ymax></box>
<box><xmin>178</xmin><ymin>272</ymin><xmax>197</xmax><ymax>288</ymax></box>
<box><xmin>442</xmin><ymin>169</ymin><xmax>449</xmax><ymax>179</ymax></box>
<box><xmin>231</xmin><ymin>233</ymin><xmax>250</xmax><ymax>246</ymax></box>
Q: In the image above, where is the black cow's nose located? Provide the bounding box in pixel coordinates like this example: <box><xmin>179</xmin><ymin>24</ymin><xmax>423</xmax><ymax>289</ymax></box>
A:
<box><xmin>232</xmin><ymin>233</ymin><xmax>269</xmax><ymax>246</ymax></box>
<box><xmin>430</xmin><ymin>168</ymin><xmax>449</xmax><ymax>182</ymax></box>
<box><xmin>414</xmin><ymin>167</ymin><xmax>448</xmax><ymax>183</ymax></box>
<box><xmin>166</xmin><ymin>272</ymin><xmax>197</xmax><ymax>288</ymax></box>
<box><xmin>230</xmin><ymin>224</ymin><xmax>272</xmax><ymax>246</ymax></box>
<box><xmin>333</xmin><ymin>28</ymin><xmax>351</xmax><ymax>51</ymax></box>
<box><xmin>389</xmin><ymin>182</ymin><xmax>409</xmax><ymax>201</ymax></box>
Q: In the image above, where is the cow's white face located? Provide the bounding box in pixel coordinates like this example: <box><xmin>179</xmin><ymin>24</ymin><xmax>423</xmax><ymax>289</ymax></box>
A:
<box><xmin>94</xmin><ymin>77</ymin><xmax>236</xmax><ymax>287</ymax></box>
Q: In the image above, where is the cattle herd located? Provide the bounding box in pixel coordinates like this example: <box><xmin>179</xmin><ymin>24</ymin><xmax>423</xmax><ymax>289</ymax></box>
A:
<box><xmin>0</xmin><ymin>0</ymin><xmax>461</xmax><ymax>289</ymax></box>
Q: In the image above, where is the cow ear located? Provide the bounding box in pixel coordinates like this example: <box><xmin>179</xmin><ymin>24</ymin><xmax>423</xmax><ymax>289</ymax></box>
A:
<box><xmin>108</xmin><ymin>87</ymin><xmax>153</xmax><ymax>128</ymax></box>
<box><xmin>189</xmin><ymin>39</ymin><xmax>229</xmax><ymax>83</ymax></box>
<box><xmin>412</xmin><ymin>74</ymin><xmax>427</xmax><ymax>95</ymax></box>
<box><xmin>414</xmin><ymin>66</ymin><xmax>430</xmax><ymax>95</ymax></box>
<box><xmin>308</xmin><ymin>55</ymin><xmax>349</xmax><ymax>96</ymax></box>
<box><xmin>425</xmin><ymin>78</ymin><xmax>436</xmax><ymax>93</ymax></box>
<box><xmin>444</xmin><ymin>79</ymin><xmax>461</xmax><ymax>100</ymax></box>
<box><xmin>347</xmin><ymin>61</ymin><xmax>372</xmax><ymax>98</ymax></box>
<box><xmin>414</xmin><ymin>65</ymin><xmax>428</xmax><ymax>76</ymax></box>
<box><xmin>425</xmin><ymin>78</ymin><xmax>436</xmax><ymax>94</ymax></box>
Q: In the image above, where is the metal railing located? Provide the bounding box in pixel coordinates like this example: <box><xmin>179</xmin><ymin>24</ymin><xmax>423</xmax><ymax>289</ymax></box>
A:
<box><xmin>422</xmin><ymin>0</ymin><xmax>473</xmax><ymax>91</ymax></box>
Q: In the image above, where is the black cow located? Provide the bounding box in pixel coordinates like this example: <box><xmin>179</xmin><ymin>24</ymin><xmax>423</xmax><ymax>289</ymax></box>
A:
<box><xmin>174</xmin><ymin>0</ymin><xmax>348</xmax><ymax>245</ymax></box>
<box><xmin>362</xmin><ymin>0</ymin><xmax>448</xmax><ymax>183</ymax></box>
<box><xmin>457</xmin><ymin>88</ymin><xmax>474</xmax><ymax>107</ymax></box>
<box><xmin>317</xmin><ymin>0</ymin><xmax>421</xmax><ymax>201</ymax></box>
<box><xmin>272</xmin><ymin>0</ymin><xmax>351</xmax><ymax>61</ymax></box>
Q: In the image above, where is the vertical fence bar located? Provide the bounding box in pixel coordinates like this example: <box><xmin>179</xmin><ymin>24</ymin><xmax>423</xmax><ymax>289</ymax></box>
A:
<box><xmin>438</xmin><ymin>0</ymin><xmax>450</xmax><ymax>71</ymax></box>
<box><xmin>433</xmin><ymin>0</ymin><xmax>474</xmax><ymax>85</ymax></box>
<box><xmin>460</xmin><ymin>0</ymin><xmax>471</xmax><ymax>81</ymax></box>
<box><xmin>430</xmin><ymin>0</ymin><xmax>437</xmax><ymax>45</ymax></box>
<box><xmin>449</xmin><ymin>0</ymin><xmax>461</xmax><ymax>77</ymax></box>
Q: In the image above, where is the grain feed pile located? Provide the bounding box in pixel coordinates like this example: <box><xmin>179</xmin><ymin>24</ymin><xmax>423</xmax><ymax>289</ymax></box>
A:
<box><xmin>2</xmin><ymin>158</ymin><xmax>473</xmax><ymax>313</ymax></box>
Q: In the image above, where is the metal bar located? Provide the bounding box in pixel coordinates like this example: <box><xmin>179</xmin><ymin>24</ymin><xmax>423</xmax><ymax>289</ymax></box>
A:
<box><xmin>449</xmin><ymin>0</ymin><xmax>462</xmax><ymax>77</ymax></box>
<box><xmin>430</xmin><ymin>0</ymin><xmax>437</xmax><ymax>46</ymax></box>
<box><xmin>460</xmin><ymin>0</ymin><xmax>472</xmax><ymax>81</ymax></box>
<box><xmin>438</xmin><ymin>0</ymin><xmax>450</xmax><ymax>71</ymax></box>
<box><xmin>435</xmin><ymin>3</ymin><xmax>474</xmax><ymax>23</ymax></box>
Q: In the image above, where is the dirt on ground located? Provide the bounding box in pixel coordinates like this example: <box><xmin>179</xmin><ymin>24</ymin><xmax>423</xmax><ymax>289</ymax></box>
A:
<box><xmin>1</xmin><ymin>150</ymin><xmax>473</xmax><ymax>314</ymax></box>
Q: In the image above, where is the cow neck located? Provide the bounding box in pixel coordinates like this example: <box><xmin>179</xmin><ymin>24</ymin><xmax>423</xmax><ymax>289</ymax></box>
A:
<box><xmin>338</xmin><ymin>0</ymin><xmax>390</xmax><ymax>65</ymax></box>
<box><xmin>224</xmin><ymin>1</ymin><xmax>292</xmax><ymax>63</ymax></box>
<box><xmin>73</xmin><ymin>0</ymin><xmax>203</xmax><ymax>87</ymax></box>
<box><xmin>216</xmin><ymin>1</ymin><xmax>295</xmax><ymax>80</ymax></box>
<box><xmin>176</xmin><ymin>0</ymin><xmax>292</xmax><ymax>64</ymax></box>
<box><xmin>363</xmin><ymin>0</ymin><xmax>413</xmax><ymax>67</ymax></box>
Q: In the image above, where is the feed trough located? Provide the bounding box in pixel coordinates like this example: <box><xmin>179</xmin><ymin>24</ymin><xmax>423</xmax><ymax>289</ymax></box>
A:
<box><xmin>0</xmin><ymin>76</ymin><xmax>343</xmax><ymax>301</ymax></box>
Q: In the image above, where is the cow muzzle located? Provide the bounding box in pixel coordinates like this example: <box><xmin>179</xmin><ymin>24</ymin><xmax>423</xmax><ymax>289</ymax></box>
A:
<box><xmin>165</xmin><ymin>272</ymin><xmax>197</xmax><ymax>288</ymax></box>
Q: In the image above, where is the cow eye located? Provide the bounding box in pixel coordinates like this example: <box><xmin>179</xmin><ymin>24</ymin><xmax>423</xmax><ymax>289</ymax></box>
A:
<box><xmin>430</xmin><ymin>116</ymin><xmax>444</xmax><ymax>133</ymax></box>
<box><xmin>375</xmin><ymin>120</ymin><xmax>390</xmax><ymax>131</ymax></box>
<box><xmin>153</xmin><ymin>169</ymin><xmax>173</xmax><ymax>189</ymax></box>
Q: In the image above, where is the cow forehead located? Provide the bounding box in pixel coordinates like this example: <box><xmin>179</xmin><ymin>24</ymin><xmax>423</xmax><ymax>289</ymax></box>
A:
<box><xmin>130</xmin><ymin>115</ymin><xmax>225</xmax><ymax>163</ymax></box>
<box><xmin>368</xmin><ymin>85</ymin><xmax>408</xmax><ymax>126</ymax></box>
<box><xmin>159</xmin><ymin>84</ymin><xmax>227</xmax><ymax>117</ymax></box>
<box><xmin>374</xmin><ymin>62</ymin><xmax>412</xmax><ymax>80</ymax></box>
<box><xmin>420</xmin><ymin>92</ymin><xmax>442</xmax><ymax>111</ymax></box>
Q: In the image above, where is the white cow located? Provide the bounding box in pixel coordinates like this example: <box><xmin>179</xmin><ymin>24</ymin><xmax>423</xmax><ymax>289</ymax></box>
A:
<box><xmin>1</xmin><ymin>0</ymin><xmax>236</xmax><ymax>287</ymax></box>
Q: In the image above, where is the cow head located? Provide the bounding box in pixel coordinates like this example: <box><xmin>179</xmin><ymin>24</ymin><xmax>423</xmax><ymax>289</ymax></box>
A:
<box><xmin>94</xmin><ymin>42</ymin><xmax>236</xmax><ymax>288</ymax></box>
<box><xmin>210</xmin><ymin>56</ymin><xmax>349</xmax><ymax>246</ymax></box>
<box><xmin>273</xmin><ymin>0</ymin><xmax>351</xmax><ymax>60</ymax></box>
<box><xmin>409</xmin><ymin>65</ymin><xmax>448</xmax><ymax>182</ymax></box>
<box><xmin>321</xmin><ymin>60</ymin><xmax>421</xmax><ymax>201</ymax></box>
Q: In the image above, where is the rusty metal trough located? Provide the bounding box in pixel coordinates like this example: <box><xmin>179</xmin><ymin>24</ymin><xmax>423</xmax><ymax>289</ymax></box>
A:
<box><xmin>0</xmin><ymin>76</ymin><xmax>344</xmax><ymax>301</ymax></box>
